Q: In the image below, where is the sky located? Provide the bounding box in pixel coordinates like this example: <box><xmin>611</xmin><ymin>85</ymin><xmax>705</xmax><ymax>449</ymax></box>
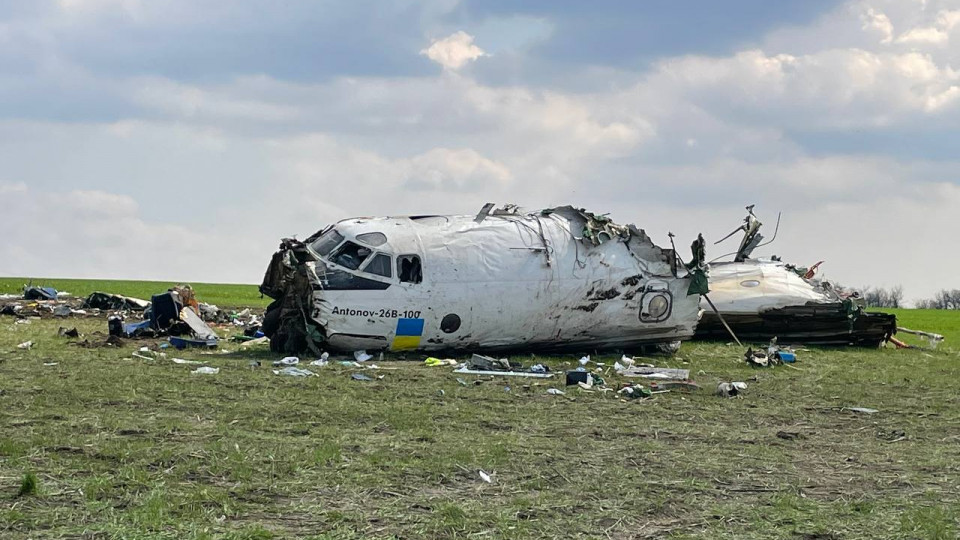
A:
<box><xmin>2</xmin><ymin>0</ymin><xmax>959</xmax><ymax>304</ymax></box>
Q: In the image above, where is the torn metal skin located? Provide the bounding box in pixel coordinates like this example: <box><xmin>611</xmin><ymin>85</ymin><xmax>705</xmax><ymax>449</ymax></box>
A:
<box><xmin>259</xmin><ymin>204</ymin><xmax>704</xmax><ymax>355</ymax></box>
<box><xmin>694</xmin><ymin>206</ymin><xmax>896</xmax><ymax>346</ymax></box>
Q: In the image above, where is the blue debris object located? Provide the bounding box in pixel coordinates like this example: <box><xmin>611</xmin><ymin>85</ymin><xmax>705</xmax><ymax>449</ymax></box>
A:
<box><xmin>150</xmin><ymin>292</ymin><xmax>181</xmax><ymax>330</ymax></box>
<box><xmin>122</xmin><ymin>320</ymin><xmax>153</xmax><ymax>337</ymax></box>
<box><xmin>169</xmin><ymin>336</ymin><xmax>218</xmax><ymax>350</ymax></box>
<box><xmin>778</xmin><ymin>351</ymin><xmax>797</xmax><ymax>363</ymax></box>
<box><xmin>24</xmin><ymin>286</ymin><xmax>58</xmax><ymax>301</ymax></box>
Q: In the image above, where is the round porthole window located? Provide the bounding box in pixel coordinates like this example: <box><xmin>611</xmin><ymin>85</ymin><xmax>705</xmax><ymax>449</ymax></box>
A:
<box><xmin>440</xmin><ymin>313</ymin><xmax>461</xmax><ymax>333</ymax></box>
<box><xmin>647</xmin><ymin>295</ymin><xmax>669</xmax><ymax>319</ymax></box>
<box><xmin>740</xmin><ymin>280</ymin><xmax>761</xmax><ymax>288</ymax></box>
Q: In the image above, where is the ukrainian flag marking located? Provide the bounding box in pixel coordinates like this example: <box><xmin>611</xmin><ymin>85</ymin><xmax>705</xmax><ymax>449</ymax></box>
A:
<box><xmin>392</xmin><ymin>318</ymin><xmax>424</xmax><ymax>350</ymax></box>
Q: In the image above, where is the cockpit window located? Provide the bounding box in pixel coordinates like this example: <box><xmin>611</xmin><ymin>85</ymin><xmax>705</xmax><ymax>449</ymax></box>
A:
<box><xmin>310</xmin><ymin>229</ymin><xmax>344</xmax><ymax>257</ymax></box>
<box><xmin>397</xmin><ymin>255</ymin><xmax>422</xmax><ymax>284</ymax></box>
<box><xmin>330</xmin><ymin>241</ymin><xmax>371</xmax><ymax>270</ymax></box>
<box><xmin>356</xmin><ymin>232</ymin><xmax>387</xmax><ymax>247</ymax></box>
<box><xmin>363</xmin><ymin>253</ymin><xmax>392</xmax><ymax>278</ymax></box>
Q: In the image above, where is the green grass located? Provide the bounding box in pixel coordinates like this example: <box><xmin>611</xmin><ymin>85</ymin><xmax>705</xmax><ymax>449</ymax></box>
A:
<box><xmin>880</xmin><ymin>308</ymin><xmax>960</xmax><ymax>344</ymax></box>
<box><xmin>1</xmin><ymin>291</ymin><xmax>958</xmax><ymax>538</ymax></box>
<box><xmin>0</xmin><ymin>277</ymin><xmax>269</xmax><ymax>309</ymax></box>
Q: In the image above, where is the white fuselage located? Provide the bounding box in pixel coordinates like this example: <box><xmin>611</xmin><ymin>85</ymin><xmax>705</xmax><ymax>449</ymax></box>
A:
<box><xmin>302</xmin><ymin>208</ymin><xmax>701</xmax><ymax>353</ymax></box>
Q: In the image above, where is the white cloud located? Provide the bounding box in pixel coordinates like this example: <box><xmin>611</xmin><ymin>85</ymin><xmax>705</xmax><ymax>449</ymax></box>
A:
<box><xmin>0</xmin><ymin>182</ymin><xmax>257</xmax><ymax>283</ymax></box>
<box><xmin>401</xmin><ymin>148</ymin><xmax>512</xmax><ymax>191</ymax></box>
<box><xmin>896</xmin><ymin>25</ymin><xmax>949</xmax><ymax>44</ymax></box>
<box><xmin>861</xmin><ymin>7</ymin><xmax>894</xmax><ymax>43</ymax></box>
<box><xmin>649</xmin><ymin>47</ymin><xmax>960</xmax><ymax>128</ymax></box>
<box><xmin>421</xmin><ymin>31</ymin><xmax>487</xmax><ymax>70</ymax></box>
<box><xmin>131</xmin><ymin>77</ymin><xmax>299</xmax><ymax>122</ymax></box>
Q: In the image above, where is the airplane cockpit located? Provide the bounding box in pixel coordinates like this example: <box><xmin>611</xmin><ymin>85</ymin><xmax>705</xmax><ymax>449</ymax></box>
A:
<box><xmin>304</xmin><ymin>226</ymin><xmax>422</xmax><ymax>290</ymax></box>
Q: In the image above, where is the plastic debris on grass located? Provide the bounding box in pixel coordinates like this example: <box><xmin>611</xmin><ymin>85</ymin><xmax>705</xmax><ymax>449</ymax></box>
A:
<box><xmin>273</xmin><ymin>367</ymin><xmax>316</xmax><ymax>377</ymax></box>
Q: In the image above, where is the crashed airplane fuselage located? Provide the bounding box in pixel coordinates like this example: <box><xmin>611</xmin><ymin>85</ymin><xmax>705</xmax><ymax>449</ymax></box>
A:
<box><xmin>260</xmin><ymin>205</ymin><xmax>702</xmax><ymax>355</ymax></box>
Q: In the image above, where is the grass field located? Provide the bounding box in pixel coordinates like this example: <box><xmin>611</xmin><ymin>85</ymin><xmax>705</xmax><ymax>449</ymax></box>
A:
<box><xmin>1</xmin><ymin>286</ymin><xmax>958</xmax><ymax>539</ymax></box>
<box><xmin>0</xmin><ymin>277</ymin><xmax>270</xmax><ymax>309</ymax></box>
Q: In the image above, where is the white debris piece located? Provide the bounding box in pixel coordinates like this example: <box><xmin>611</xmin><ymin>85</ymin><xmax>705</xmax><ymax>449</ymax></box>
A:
<box><xmin>273</xmin><ymin>357</ymin><xmax>299</xmax><ymax>367</ymax></box>
<box><xmin>273</xmin><ymin>367</ymin><xmax>317</xmax><ymax>377</ymax></box>
<box><xmin>172</xmin><ymin>358</ymin><xmax>202</xmax><ymax>365</ymax></box>
<box><xmin>354</xmin><ymin>350</ymin><xmax>373</xmax><ymax>362</ymax></box>
<box><xmin>479</xmin><ymin>470</ymin><xmax>493</xmax><ymax>483</ymax></box>
<box><xmin>716</xmin><ymin>381</ymin><xmax>747</xmax><ymax>397</ymax></box>
<box><xmin>191</xmin><ymin>367</ymin><xmax>219</xmax><ymax>375</ymax></box>
<box><xmin>17</xmin><ymin>341</ymin><xmax>33</xmax><ymax>350</ymax></box>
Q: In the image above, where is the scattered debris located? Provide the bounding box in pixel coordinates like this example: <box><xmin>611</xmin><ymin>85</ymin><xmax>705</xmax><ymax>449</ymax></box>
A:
<box><xmin>776</xmin><ymin>431</ymin><xmax>804</xmax><ymax>440</ymax></box>
<box><xmin>716</xmin><ymin>381</ymin><xmax>747</xmax><ymax>397</ymax></box>
<box><xmin>43</xmin><ymin>362</ymin><xmax>58</xmax><ymax>367</ymax></box>
<box><xmin>618</xmin><ymin>366</ymin><xmax>690</xmax><ymax>379</ymax></box>
<box><xmin>273</xmin><ymin>367</ymin><xmax>316</xmax><ymax>377</ymax></box>
<box><xmin>892</xmin><ymin>327</ymin><xmax>945</xmax><ymax>350</ymax></box>
<box><xmin>239</xmin><ymin>336</ymin><xmax>270</xmax><ymax>349</ymax></box>
<box><xmin>566</xmin><ymin>370</ymin><xmax>593</xmax><ymax>386</ymax></box>
<box><xmin>546</xmin><ymin>388</ymin><xmax>565</xmax><ymax>395</ymax></box>
<box><xmin>744</xmin><ymin>347</ymin><xmax>775</xmax><ymax>367</ymax></box>
<box><xmin>172</xmin><ymin>358</ymin><xmax>202</xmax><ymax>365</ymax></box>
<box><xmin>876</xmin><ymin>429</ymin><xmax>906</xmax><ymax>442</ymax></box>
<box><xmin>57</xmin><ymin>327</ymin><xmax>80</xmax><ymax>338</ymax></box>
<box><xmin>354</xmin><ymin>350</ymin><xmax>373</xmax><ymax>362</ymax></box>
<box><xmin>23</xmin><ymin>286</ymin><xmax>58</xmax><ymax>301</ymax></box>
<box><xmin>309</xmin><ymin>353</ymin><xmax>330</xmax><ymax>367</ymax></box>
<box><xmin>17</xmin><ymin>341</ymin><xmax>33</xmax><ymax>350</ymax></box>
<box><xmin>845</xmin><ymin>407</ymin><xmax>878</xmax><ymax>415</ymax></box>
<box><xmin>453</xmin><ymin>354</ymin><xmax>555</xmax><ymax>377</ymax></box>
<box><xmin>456</xmin><ymin>367</ymin><xmax>554</xmax><ymax>378</ymax></box>
<box><xmin>179</xmin><ymin>306</ymin><xmax>219</xmax><ymax>340</ymax></box>
<box><xmin>479</xmin><ymin>470</ymin><xmax>493</xmax><ymax>484</ymax></box>
<box><xmin>424</xmin><ymin>357</ymin><xmax>458</xmax><ymax>367</ymax></box>
<box><xmin>351</xmin><ymin>373</ymin><xmax>373</xmax><ymax>381</ymax></box>
<box><xmin>169</xmin><ymin>336</ymin><xmax>218</xmax><ymax>350</ymax></box>
<box><xmin>273</xmin><ymin>357</ymin><xmax>300</xmax><ymax>367</ymax></box>
<box><xmin>82</xmin><ymin>292</ymin><xmax>150</xmax><ymax>311</ymax></box>
<box><xmin>618</xmin><ymin>383</ymin><xmax>652</xmax><ymax>399</ymax></box>
<box><xmin>191</xmin><ymin>367</ymin><xmax>219</xmax><ymax>375</ymax></box>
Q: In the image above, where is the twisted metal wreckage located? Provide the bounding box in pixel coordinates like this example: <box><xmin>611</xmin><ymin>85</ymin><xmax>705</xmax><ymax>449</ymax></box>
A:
<box><xmin>259</xmin><ymin>204</ymin><xmax>708</xmax><ymax>355</ymax></box>
<box><xmin>694</xmin><ymin>206</ymin><xmax>898</xmax><ymax>346</ymax></box>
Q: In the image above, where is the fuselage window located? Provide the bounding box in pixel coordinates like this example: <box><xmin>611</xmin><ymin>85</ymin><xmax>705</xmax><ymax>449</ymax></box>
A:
<box><xmin>397</xmin><ymin>255</ymin><xmax>422</xmax><ymax>284</ymax></box>
<box><xmin>310</xmin><ymin>229</ymin><xmax>345</xmax><ymax>257</ymax></box>
<box><xmin>330</xmin><ymin>241</ymin><xmax>371</xmax><ymax>271</ymax></box>
<box><xmin>356</xmin><ymin>232</ymin><xmax>388</xmax><ymax>247</ymax></box>
<box><xmin>363</xmin><ymin>253</ymin><xmax>392</xmax><ymax>278</ymax></box>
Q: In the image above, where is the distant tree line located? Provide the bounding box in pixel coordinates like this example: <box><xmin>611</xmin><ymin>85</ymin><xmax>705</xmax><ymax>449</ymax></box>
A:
<box><xmin>859</xmin><ymin>285</ymin><xmax>904</xmax><ymax>308</ymax></box>
<box><xmin>915</xmin><ymin>289</ymin><xmax>960</xmax><ymax>310</ymax></box>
